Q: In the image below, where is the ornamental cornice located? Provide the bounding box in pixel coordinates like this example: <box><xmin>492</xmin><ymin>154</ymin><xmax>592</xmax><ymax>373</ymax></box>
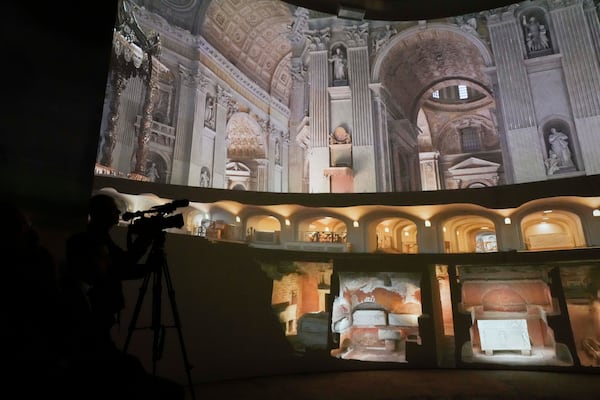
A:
<box><xmin>547</xmin><ymin>0</ymin><xmax>584</xmax><ymax>10</ymax></box>
<box><xmin>134</xmin><ymin>5</ymin><xmax>197</xmax><ymax>48</ymax></box>
<box><xmin>196</xmin><ymin>37</ymin><xmax>272</xmax><ymax>108</ymax></box>
<box><xmin>484</xmin><ymin>3</ymin><xmax>521</xmax><ymax>24</ymax></box>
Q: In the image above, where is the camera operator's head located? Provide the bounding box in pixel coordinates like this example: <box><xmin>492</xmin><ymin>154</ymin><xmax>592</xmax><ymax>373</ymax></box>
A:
<box><xmin>88</xmin><ymin>194</ymin><xmax>121</xmax><ymax>232</ymax></box>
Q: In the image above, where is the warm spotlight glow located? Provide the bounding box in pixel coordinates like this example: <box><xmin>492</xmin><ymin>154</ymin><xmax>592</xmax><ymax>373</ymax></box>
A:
<box><xmin>404</xmin><ymin>231</ymin><xmax>409</xmax><ymax>236</ymax></box>
<box><xmin>443</xmin><ymin>226</ymin><xmax>447</xmax><ymax>232</ymax></box>
<box><xmin>424</xmin><ymin>220</ymin><xmax>431</xmax><ymax>227</ymax></box>
<box><xmin>285</xmin><ymin>218</ymin><xmax>291</xmax><ymax>226</ymax></box>
<box><xmin>593</xmin><ymin>209</ymin><xmax>600</xmax><ymax>217</ymax></box>
<box><xmin>325</xmin><ymin>227</ymin><xmax>330</xmax><ymax>232</ymax></box>
<box><xmin>235</xmin><ymin>216</ymin><xmax>241</xmax><ymax>223</ymax></box>
<box><xmin>384</xmin><ymin>226</ymin><xmax>390</xmax><ymax>233</ymax></box>
<box><xmin>353</xmin><ymin>220</ymin><xmax>359</xmax><ymax>227</ymax></box>
<box><xmin>504</xmin><ymin>217</ymin><xmax>512</xmax><ymax>225</ymax></box>
<box><xmin>543</xmin><ymin>210</ymin><xmax>553</xmax><ymax>214</ymax></box>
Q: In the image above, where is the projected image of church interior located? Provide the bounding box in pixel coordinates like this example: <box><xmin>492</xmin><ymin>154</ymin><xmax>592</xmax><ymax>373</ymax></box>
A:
<box><xmin>89</xmin><ymin>0</ymin><xmax>600</xmax><ymax>379</ymax></box>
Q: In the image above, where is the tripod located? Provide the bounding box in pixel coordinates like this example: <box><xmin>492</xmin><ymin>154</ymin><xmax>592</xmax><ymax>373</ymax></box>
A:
<box><xmin>123</xmin><ymin>230</ymin><xmax>196</xmax><ymax>400</ymax></box>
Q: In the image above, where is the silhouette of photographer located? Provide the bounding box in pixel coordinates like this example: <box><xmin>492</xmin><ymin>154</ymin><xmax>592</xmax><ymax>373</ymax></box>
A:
<box><xmin>59</xmin><ymin>194</ymin><xmax>184</xmax><ymax>399</ymax></box>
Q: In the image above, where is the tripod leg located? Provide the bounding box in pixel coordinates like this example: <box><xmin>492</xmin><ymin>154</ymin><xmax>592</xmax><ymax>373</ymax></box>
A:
<box><xmin>161</xmin><ymin>260</ymin><xmax>197</xmax><ymax>400</ymax></box>
<box><xmin>151</xmin><ymin>262</ymin><xmax>163</xmax><ymax>376</ymax></box>
<box><xmin>123</xmin><ymin>271</ymin><xmax>151</xmax><ymax>353</ymax></box>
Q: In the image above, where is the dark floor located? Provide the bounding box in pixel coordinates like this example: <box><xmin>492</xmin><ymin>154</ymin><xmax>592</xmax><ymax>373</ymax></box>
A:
<box><xmin>190</xmin><ymin>369</ymin><xmax>600</xmax><ymax>399</ymax></box>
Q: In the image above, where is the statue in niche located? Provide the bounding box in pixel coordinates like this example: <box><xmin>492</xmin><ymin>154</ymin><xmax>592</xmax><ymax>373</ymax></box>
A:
<box><xmin>146</xmin><ymin>162</ymin><xmax>160</xmax><ymax>182</ymax></box>
<box><xmin>274</xmin><ymin>139</ymin><xmax>281</xmax><ymax>164</ymax></box>
<box><xmin>204</xmin><ymin>94</ymin><xmax>215</xmax><ymax>129</ymax></box>
<box><xmin>329</xmin><ymin>47</ymin><xmax>347</xmax><ymax>82</ymax></box>
<box><xmin>522</xmin><ymin>15</ymin><xmax>550</xmax><ymax>52</ymax></box>
<box><xmin>548</xmin><ymin>128</ymin><xmax>574</xmax><ymax>169</ymax></box>
<box><xmin>199</xmin><ymin>166</ymin><xmax>211</xmax><ymax>188</ymax></box>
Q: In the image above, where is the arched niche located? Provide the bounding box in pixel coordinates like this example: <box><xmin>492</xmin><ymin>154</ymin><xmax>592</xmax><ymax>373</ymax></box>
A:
<box><xmin>298</xmin><ymin>216</ymin><xmax>347</xmax><ymax>244</ymax></box>
<box><xmin>374</xmin><ymin>218</ymin><xmax>418</xmax><ymax>254</ymax></box>
<box><xmin>442</xmin><ymin>215</ymin><xmax>497</xmax><ymax>253</ymax></box>
<box><xmin>521</xmin><ymin>209</ymin><xmax>586</xmax><ymax>250</ymax></box>
<box><xmin>246</xmin><ymin>214</ymin><xmax>282</xmax><ymax>244</ymax></box>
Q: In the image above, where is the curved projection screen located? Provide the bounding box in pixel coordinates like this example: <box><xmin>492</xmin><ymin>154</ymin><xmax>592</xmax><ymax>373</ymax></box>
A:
<box><xmin>94</xmin><ymin>0</ymin><xmax>600</xmax><ymax>194</ymax></box>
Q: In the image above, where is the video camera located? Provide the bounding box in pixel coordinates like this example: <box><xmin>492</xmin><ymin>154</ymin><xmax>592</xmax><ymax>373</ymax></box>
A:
<box><xmin>122</xmin><ymin>199</ymin><xmax>189</xmax><ymax>235</ymax></box>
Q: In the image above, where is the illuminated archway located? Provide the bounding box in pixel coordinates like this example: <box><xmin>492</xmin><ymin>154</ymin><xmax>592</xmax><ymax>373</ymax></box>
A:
<box><xmin>442</xmin><ymin>215</ymin><xmax>497</xmax><ymax>253</ymax></box>
<box><xmin>298</xmin><ymin>216</ymin><xmax>347</xmax><ymax>243</ymax></box>
<box><xmin>521</xmin><ymin>209</ymin><xmax>585</xmax><ymax>250</ymax></box>
<box><xmin>374</xmin><ymin>218</ymin><xmax>418</xmax><ymax>254</ymax></box>
<box><xmin>246</xmin><ymin>214</ymin><xmax>282</xmax><ymax>244</ymax></box>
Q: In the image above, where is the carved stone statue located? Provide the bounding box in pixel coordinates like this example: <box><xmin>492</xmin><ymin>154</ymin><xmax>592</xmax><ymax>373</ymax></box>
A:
<box><xmin>548</xmin><ymin>128</ymin><xmax>574</xmax><ymax>169</ymax></box>
<box><xmin>146</xmin><ymin>162</ymin><xmax>160</xmax><ymax>182</ymax></box>
<box><xmin>523</xmin><ymin>15</ymin><xmax>549</xmax><ymax>52</ymax></box>
<box><xmin>329</xmin><ymin>47</ymin><xmax>347</xmax><ymax>82</ymax></box>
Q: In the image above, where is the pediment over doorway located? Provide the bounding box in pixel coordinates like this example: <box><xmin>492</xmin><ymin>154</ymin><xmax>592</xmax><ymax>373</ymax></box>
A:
<box><xmin>448</xmin><ymin>157</ymin><xmax>500</xmax><ymax>174</ymax></box>
<box><xmin>445</xmin><ymin>157</ymin><xmax>500</xmax><ymax>189</ymax></box>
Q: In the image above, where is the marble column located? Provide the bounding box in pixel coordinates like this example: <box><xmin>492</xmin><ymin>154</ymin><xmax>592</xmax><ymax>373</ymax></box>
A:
<box><xmin>308</xmin><ymin>50</ymin><xmax>331</xmax><ymax>193</ymax></box>
<box><xmin>170</xmin><ymin>64</ymin><xmax>201</xmax><ymax>185</ymax></box>
<box><xmin>288</xmin><ymin>58</ymin><xmax>307</xmax><ymax>192</ymax></box>
<box><xmin>550</xmin><ymin>2</ymin><xmax>600</xmax><ymax>174</ymax></box>
<box><xmin>487</xmin><ymin>11</ymin><xmax>546</xmax><ymax>183</ymax></box>
<box><xmin>348</xmin><ymin>45</ymin><xmax>376</xmax><ymax>193</ymax></box>
<box><xmin>369</xmin><ymin>83</ymin><xmax>392</xmax><ymax>192</ymax></box>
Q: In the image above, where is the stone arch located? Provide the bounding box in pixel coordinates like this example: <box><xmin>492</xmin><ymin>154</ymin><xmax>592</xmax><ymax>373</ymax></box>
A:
<box><xmin>441</xmin><ymin>214</ymin><xmax>498</xmax><ymax>253</ymax></box>
<box><xmin>372</xmin><ymin>23</ymin><xmax>493</xmax><ymax>122</ymax></box>
<box><xmin>520</xmin><ymin>209</ymin><xmax>586</xmax><ymax>250</ymax></box>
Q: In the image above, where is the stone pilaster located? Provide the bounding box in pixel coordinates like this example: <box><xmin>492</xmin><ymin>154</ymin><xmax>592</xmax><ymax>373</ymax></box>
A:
<box><xmin>369</xmin><ymin>83</ymin><xmax>393</xmax><ymax>192</ymax></box>
<box><xmin>170</xmin><ymin>64</ymin><xmax>201</xmax><ymax>185</ymax></box>
<box><xmin>419</xmin><ymin>151</ymin><xmax>441</xmax><ymax>191</ymax></box>
<box><xmin>487</xmin><ymin>12</ymin><xmax>545</xmax><ymax>182</ymax></box>
<box><xmin>348</xmin><ymin>46</ymin><xmax>373</xmax><ymax>146</ymax></box>
<box><xmin>550</xmin><ymin>2</ymin><xmax>600</xmax><ymax>174</ymax></box>
<box><xmin>583</xmin><ymin>0</ymin><xmax>600</xmax><ymax>66</ymax></box>
<box><xmin>213</xmin><ymin>85</ymin><xmax>231</xmax><ymax>188</ymax></box>
<box><xmin>308</xmin><ymin>50</ymin><xmax>331</xmax><ymax>193</ymax></box>
<box><xmin>287</xmin><ymin>58</ymin><xmax>307</xmax><ymax>192</ymax></box>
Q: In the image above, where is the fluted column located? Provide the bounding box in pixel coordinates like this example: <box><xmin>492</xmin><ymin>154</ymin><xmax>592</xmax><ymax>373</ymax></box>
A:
<box><xmin>487</xmin><ymin>11</ymin><xmax>546</xmax><ymax>182</ymax></box>
<box><xmin>288</xmin><ymin>58</ymin><xmax>307</xmax><ymax>192</ymax></box>
<box><xmin>348</xmin><ymin>47</ymin><xmax>373</xmax><ymax>146</ymax></box>
<box><xmin>550</xmin><ymin>2</ymin><xmax>600</xmax><ymax>174</ymax></box>
<box><xmin>369</xmin><ymin>83</ymin><xmax>392</xmax><ymax>191</ymax></box>
<box><xmin>308</xmin><ymin>50</ymin><xmax>331</xmax><ymax>192</ymax></box>
<box><xmin>347</xmin><ymin>44</ymin><xmax>376</xmax><ymax>192</ymax></box>
<box><xmin>583</xmin><ymin>0</ymin><xmax>600</xmax><ymax>66</ymax></box>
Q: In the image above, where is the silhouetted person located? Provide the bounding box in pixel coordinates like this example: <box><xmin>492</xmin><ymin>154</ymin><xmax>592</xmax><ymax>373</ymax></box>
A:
<box><xmin>1</xmin><ymin>201</ymin><xmax>62</xmax><ymax>396</ymax></box>
<box><xmin>59</xmin><ymin>194</ymin><xmax>184</xmax><ymax>399</ymax></box>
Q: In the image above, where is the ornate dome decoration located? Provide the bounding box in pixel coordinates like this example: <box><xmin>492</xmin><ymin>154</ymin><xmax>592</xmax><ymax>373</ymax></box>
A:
<box><xmin>226</xmin><ymin>112</ymin><xmax>266</xmax><ymax>159</ymax></box>
<box><xmin>201</xmin><ymin>0</ymin><xmax>294</xmax><ymax>96</ymax></box>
